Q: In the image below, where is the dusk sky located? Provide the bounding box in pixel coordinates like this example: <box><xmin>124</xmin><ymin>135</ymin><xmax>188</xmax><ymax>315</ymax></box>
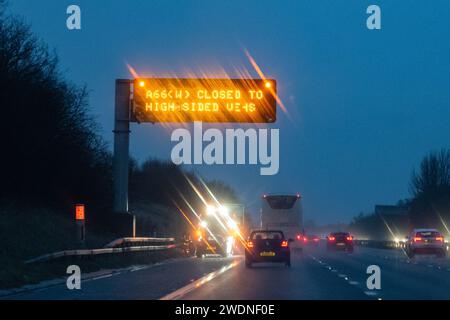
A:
<box><xmin>8</xmin><ymin>0</ymin><xmax>450</xmax><ymax>224</ymax></box>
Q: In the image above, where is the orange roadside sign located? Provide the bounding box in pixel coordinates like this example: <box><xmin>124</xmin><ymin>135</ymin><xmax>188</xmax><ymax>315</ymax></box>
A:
<box><xmin>75</xmin><ymin>204</ymin><xmax>85</xmax><ymax>221</ymax></box>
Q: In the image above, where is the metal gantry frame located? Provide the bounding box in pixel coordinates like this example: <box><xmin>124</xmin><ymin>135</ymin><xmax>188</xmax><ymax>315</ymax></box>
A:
<box><xmin>113</xmin><ymin>80</ymin><xmax>132</xmax><ymax>214</ymax></box>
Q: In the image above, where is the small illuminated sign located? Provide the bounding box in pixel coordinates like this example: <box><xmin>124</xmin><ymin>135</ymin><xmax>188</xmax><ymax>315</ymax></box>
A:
<box><xmin>75</xmin><ymin>204</ymin><xmax>85</xmax><ymax>221</ymax></box>
<box><xmin>132</xmin><ymin>78</ymin><xmax>277</xmax><ymax>123</ymax></box>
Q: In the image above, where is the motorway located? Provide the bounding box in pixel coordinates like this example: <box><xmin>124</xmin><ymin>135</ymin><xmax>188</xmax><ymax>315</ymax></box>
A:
<box><xmin>4</xmin><ymin>244</ymin><xmax>450</xmax><ymax>300</ymax></box>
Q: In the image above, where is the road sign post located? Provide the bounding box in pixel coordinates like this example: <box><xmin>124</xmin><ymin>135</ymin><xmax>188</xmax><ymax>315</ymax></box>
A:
<box><xmin>75</xmin><ymin>204</ymin><xmax>86</xmax><ymax>243</ymax></box>
<box><xmin>132</xmin><ymin>214</ymin><xmax>136</xmax><ymax>238</ymax></box>
<box><xmin>113</xmin><ymin>80</ymin><xmax>131</xmax><ymax>214</ymax></box>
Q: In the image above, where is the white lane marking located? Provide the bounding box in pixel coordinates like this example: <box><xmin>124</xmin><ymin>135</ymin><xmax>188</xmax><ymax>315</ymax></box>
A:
<box><xmin>130</xmin><ymin>266</ymin><xmax>148</xmax><ymax>272</ymax></box>
<box><xmin>160</xmin><ymin>260</ymin><xmax>241</xmax><ymax>300</ymax></box>
<box><xmin>309</xmin><ymin>253</ymin><xmax>382</xmax><ymax>299</ymax></box>
<box><xmin>91</xmin><ymin>274</ymin><xmax>113</xmax><ymax>281</ymax></box>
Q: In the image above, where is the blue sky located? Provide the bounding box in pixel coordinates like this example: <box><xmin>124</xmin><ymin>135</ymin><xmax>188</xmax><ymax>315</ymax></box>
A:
<box><xmin>8</xmin><ymin>0</ymin><xmax>450</xmax><ymax>224</ymax></box>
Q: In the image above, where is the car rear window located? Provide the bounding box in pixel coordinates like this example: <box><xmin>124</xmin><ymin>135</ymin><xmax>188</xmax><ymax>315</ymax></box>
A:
<box><xmin>416</xmin><ymin>231</ymin><xmax>441</xmax><ymax>238</ymax></box>
<box><xmin>251</xmin><ymin>231</ymin><xmax>284</xmax><ymax>240</ymax></box>
<box><xmin>331</xmin><ymin>232</ymin><xmax>349</xmax><ymax>237</ymax></box>
<box><xmin>265</xmin><ymin>196</ymin><xmax>298</xmax><ymax>210</ymax></box>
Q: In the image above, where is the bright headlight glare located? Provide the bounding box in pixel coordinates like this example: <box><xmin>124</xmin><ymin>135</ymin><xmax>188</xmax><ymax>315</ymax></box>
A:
<box><xmin>206</xmin><ymin>205</ymin><xmax>215</xmax><ymax>215</ymax></box>
<box><xmin>228</xmin><ymin>220</ymin><xmax>238</xmax><ymax>230</ymax></box>
<box><xmin>219</xmin><ymin>206</ymin><xmax>229</xmax><ymax>216</ymax></box>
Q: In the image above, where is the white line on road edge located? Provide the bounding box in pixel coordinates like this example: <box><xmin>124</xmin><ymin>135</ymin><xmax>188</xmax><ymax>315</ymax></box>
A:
<box><xmin>160</xmin><ymin>260</ymin><xmax>241</xmax><ymax>300</ymax></box>
<box><xmin>92</xmin><ymin>274</ymin><xmax>114</xmax><ymax>281</ymax></box>
<box><xmin>130</xmin><ymin>266</ymin><xmax>149</xmax><ymax>272</ymax></box>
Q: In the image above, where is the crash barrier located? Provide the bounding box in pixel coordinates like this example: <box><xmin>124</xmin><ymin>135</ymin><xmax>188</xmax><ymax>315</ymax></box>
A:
<box><xmin>104</xmin><ymin>237</ymin><xmax>176</xmax><ymax>248</ymax></box>
<box><xmin>25</xmin><ymin>237</ymin><xmax>178</xmax><ymax>264</ymax></box>
<box><xmin>353</xmin><ymin>239</ymin><xmax>404</xmax><ymax>250</ymax></box>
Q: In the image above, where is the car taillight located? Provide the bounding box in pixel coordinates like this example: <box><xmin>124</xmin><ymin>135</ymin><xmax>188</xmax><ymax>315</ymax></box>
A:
<box><xmin>247</xmin><ymin>241</ymin><xmax>254</xmax><ymax>248</ymax></box>
<box><xmin>303</xmin><ymin>237</ymin><xmax>308</xmax><ymax>243</ymax></box>
<box><xmin>413</xmin><ymin>237</ymin><xmax>422</xmax><ymax>242</ymax></box>
<box><xmin>436</xmin><ymin>236</ymin><xmax>444</xmax><ymax>242</ymax></box>
<box><xmin>328</xmin><ymin>236</ymin><xmax>335</xmax><ymax>241</ymax></box>
<box><xmin>281</xmin><ymin>240</ymin><xmax>289</xmax><ymax>247</ymax></box>
<box><xmin>346</xmin><ymin>236</ymin><xmax>353</xmax><ymax>241</ymax></box>
<box><xmin>296</xmin><ymin>234</ymin><xmax>302</xmax><ymax>241</ymax></box>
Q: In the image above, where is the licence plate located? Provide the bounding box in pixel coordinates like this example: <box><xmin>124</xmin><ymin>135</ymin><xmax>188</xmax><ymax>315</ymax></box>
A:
<box><xmin>260</xmin><ymin>251</ymin><xmax>276</xmax><ymax>257</ymax></box>
<box><xmin>337</xmin><ymin>243</ymin><xmax>345</xmax><ymax>246</ymax></box>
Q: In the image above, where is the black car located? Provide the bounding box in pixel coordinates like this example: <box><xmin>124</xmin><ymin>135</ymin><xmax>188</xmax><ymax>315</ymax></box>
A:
<box><xmin>326</xmin><ymin>232</ymin><xmax>354</xmax><ymax>253</ymax></box>
<box><xmin>245</xmin><ymin>230</ymin><xmax>291</xmax><ymax>268</ymax></box>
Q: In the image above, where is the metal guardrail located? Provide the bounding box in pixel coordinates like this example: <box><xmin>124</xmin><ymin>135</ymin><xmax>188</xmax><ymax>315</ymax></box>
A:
<box><xmin>25</xmin><ymin>237</ymin><xmax>178</xmax><ymax>264</ymax></box>
<box><xmin>355</xmin><ymin>239</ymin><xmax>450</xmax><ymax>251</ymax></box>
<box><xmin>354</xmin><ymin>240</ymin><xmax>403</xmax><ymax>249</ymax></box>
<box><xmin>104</xmin><ymin>237</ymin><xmax>175</xmax><ymax>248</ymax></box>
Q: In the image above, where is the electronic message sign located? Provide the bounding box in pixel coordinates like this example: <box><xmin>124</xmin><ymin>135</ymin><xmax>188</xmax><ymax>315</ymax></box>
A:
<box><xmin>132</xmin><ymin>78</ymin><xmax>277</xmax><ymax>123</ymax></box>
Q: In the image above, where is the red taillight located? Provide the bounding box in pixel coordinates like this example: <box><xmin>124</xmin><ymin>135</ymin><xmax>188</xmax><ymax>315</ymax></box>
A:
<box><xmin>281</xmin><ymin>240</ymin><xmax>289</xmax><ymax>247</ymax></box>
<box><xmin>303</xmin><ymin>237</ymin><xmax>308</xmax><ymax>243</ymax></box>
<box><xmin>346</xmin><ymin>236</ymin><xmax>353</xmax><ymax>241</ymax></box>
<box><xmin>413</xmin><ymin>237</ymin><xmax>422</xmax><ymax>242</ymax></box>
<box><xmin>328</xmin><ymin>236</ymin><xmax>335</xmax><ymax>241</ymax></box>
<box><xmin>247</xmin><ymin>241</ymin><xmax>254</xmax><ymax>248</ymax></box>
<box><xmin>436</xmin><ymin>236</ymin><xmax>444</xmax><ymax>242</ymax></box>
<box><xmin>296</xmin><ymin>234</ymin><xmax>302</xmax><ymax>241</ymax></box>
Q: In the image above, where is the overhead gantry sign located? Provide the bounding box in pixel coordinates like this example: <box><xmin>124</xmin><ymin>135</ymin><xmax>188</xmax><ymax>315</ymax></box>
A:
<box><xmin>132</xmin><ymin>78</ymin><xmax>277</xmax><ymax>123</ymax></box>
<box><xmin>113</xmin><ymin>78</ymin><xmax>277</xmax><ymax>214</ymax></box>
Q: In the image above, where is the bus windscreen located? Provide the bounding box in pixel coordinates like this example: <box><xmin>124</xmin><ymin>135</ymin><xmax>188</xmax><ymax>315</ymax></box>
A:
<box><xmin>265</xmin><ymin>196</ymin><xmax>298</xmax><ymax>210</ymax></box>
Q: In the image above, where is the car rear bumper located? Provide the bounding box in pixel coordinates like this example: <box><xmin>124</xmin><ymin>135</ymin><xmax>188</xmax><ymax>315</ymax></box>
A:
<box><xmin>411</xmin><ymin>243</ymin><xmax>445</xmax><ymax>249</ymax></box>
<box><xmin>410</xmin><ymin>246</ymin><xmax>445</xmax><ymax>254</ymax></box>
<box><xmin>328</xmin><ymin>243</ymin><xmax>353</xmax><ymax>250</ymax></box>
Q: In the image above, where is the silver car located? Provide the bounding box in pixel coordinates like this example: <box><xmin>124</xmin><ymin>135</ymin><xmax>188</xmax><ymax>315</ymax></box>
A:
<box><xmin>405</xmin><ymin>229</ymin><xmax>447</xmax><ymax>258</ymax></box>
